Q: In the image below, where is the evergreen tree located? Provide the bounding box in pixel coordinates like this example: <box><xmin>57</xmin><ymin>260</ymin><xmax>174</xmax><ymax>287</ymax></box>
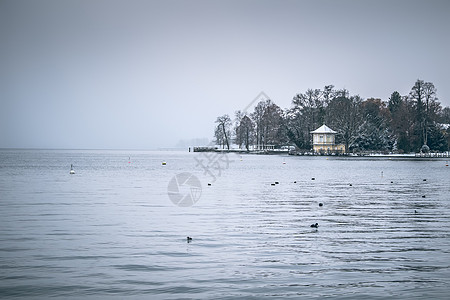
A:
<box><xmin>352</xmin><ymin>98</ymin><xmax>393</xmax><ymax>151</ymax></box>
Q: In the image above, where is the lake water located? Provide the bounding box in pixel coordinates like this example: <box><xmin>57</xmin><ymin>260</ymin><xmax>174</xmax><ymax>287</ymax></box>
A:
<box><xmin>1</xmin><ymin>149</ymin><xmax>449</xmax><ymax>299</ymax></box>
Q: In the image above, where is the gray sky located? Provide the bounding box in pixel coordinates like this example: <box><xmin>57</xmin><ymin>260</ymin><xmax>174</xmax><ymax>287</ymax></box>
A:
<box><xmin>1</xmin><ymin>0</ymin><xmax>449</xmax><ymax>149</ymax></box>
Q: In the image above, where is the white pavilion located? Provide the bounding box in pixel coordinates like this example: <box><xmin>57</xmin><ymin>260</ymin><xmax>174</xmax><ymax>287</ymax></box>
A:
<box><xmin>310</xmin><ymin>124</ymin><xmax>345</xmax><ymax>153</ymax></box>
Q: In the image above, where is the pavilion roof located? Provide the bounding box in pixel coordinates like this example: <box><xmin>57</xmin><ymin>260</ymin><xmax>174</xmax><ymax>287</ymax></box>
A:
<box><xmin>311</xmin><ymin>124</ymin><xmax>337</xmax><ymax>134</ymax></box>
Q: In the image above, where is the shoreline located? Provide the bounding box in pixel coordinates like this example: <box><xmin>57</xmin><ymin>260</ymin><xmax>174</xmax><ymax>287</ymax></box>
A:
<box><xmin>193</xmin><ymin>147</ymin><xmax>450</xmax><ymax>159</ymax></box>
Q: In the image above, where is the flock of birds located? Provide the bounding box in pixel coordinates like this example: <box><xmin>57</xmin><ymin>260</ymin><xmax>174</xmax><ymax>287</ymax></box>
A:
<box><xmin>68</xmin><ymin>157</ymin><xmax>447</xmax><ymax>244</ymax></box>
<box><xmin>261</xmin><ymin>169</ymin><xmax>437</xmax><ymax>239</ymax></box>
<box><xmin>186</xmin><ymin>171</ymin><xmax>436</xmax><ymax>243</ymax></box>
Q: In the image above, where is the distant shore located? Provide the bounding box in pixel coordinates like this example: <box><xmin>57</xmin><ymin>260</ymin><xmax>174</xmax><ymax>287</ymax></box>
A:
<box><xmin>193</xmin><ymin>147</ymin><xmax>289</xmax><ymax>155</ymax></box>
<box><xmin>192</xmin><ymin>147</ymin><xmax>450</xmax><ymax>159</ymax></box>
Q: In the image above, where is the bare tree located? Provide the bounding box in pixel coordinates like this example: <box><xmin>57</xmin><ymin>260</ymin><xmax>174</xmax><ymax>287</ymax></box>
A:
<box><xmin>234</xmin><ymin>110</ymin><xmax>244</xmax><ymax>148</ymax></box>
<box><xmin>234</xmin><ymin>111</ymin><xmax>255</xmax><ymax>150</ymax></box>
<box><xmin>236</xmin><ymin>114</ymin><xmax>255</xmax><ymax>151</ymax></box>
<box><xmin>214</xmin><ymin>126</ymin><xmax>224</xmax><ymax>148</ymax></box>
<box><xmin>214</xmin><ymin>114</ymin><xmax>231</xmax><ymax>149</ymax></box>
<box><xmin>251</xmin><ymin>100</ymin><xmax>270</xmax><ymax>148</ymax></box>
<box><xmin>251</xmin><ymin>99</ymin><xmax>286</xmax><ymax>149</ymax></box>
<box><xmin>327</xmin><ymin>94</ymin><xmax>362</xmax><ymax>152</ymax></box>
<box><xmin>292</xmin><ymin>89</ymin><xmax>322</xmax><ymax>129</ymax></box>
<box><xmin>285</xmin><ymin>105</ymin><xmax>309</xmax><ymax>149</ymax></box>
<box><xmin>322</xmin><ymin>85</ymin><xmax>335</xmax><ymax>105</ymax></box>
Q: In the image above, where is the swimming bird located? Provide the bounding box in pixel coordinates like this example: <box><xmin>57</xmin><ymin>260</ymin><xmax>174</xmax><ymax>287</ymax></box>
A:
<box><xmin>319</xmin><ymin>203</ymin><xmax>323</xmax><ymax>207</ymax></box>
<box><xmin>187</xmin><ymin>236</ymin><xmax>192</xmax><ymax>243</ymax></box>
<box><xmin>310</xmin><ymin>223</ymin><xmax>319</xmax><ymax>228</ymax></box>
<box><xmin>69</xmin><ymin>164</ymin><xmax>75</xmax><ymax>174</ymax></box>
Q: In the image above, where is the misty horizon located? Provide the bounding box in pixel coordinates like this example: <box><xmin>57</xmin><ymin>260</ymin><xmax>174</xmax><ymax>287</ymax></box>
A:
<box><xmin>1</xmin><ymin>0</ymin><xmax>450</xmax><ymax>150</ymax></box>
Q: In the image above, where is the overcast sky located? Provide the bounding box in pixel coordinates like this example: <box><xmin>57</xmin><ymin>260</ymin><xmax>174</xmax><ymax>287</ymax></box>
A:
<box><xmin>1</xmin><ymin>0</ymin><xmax>449</xmax><ymax>149</ymax></box>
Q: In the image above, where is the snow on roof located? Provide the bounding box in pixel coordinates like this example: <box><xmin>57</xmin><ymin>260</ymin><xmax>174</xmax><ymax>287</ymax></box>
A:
<box><xmin>311</xmin><ymin>124</ymin><xmax>337</xmax><ymax>134</ymax></box>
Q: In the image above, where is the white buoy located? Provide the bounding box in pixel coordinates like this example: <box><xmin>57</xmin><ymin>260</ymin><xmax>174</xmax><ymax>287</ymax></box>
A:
<box><xmin>69</xmin><ymin>164</ymin><xmax>75</xmax><ymax>174</ymax></box>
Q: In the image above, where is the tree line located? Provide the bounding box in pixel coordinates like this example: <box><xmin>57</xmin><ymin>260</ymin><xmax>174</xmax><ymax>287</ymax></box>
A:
<box><xmin>214</xmin><ymin>79</ymin><xmax>450</xmax><ymax>153</ymax></box>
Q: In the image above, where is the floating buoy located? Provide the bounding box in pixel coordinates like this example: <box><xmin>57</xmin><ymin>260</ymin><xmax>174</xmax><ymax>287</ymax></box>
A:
<box><xmin>422</xmin><ymin>195</ymin><xmax>426</xmax><ymax>198</ymax></box>
<box><xmin>271</xmin><ymin>183</ymin><xmax>276</xmax><ymax>186</ymax></box>
<box><xmin>423</xmin><ymin>179</ymin><xmax>426</xmax><ymax>181</ymax></box>
<box><xmin>275</xmin><ymin>181</ymin><xmax>279</xmax><ymax>184</ymax></box>
<box><xmin>311</xmin><ymin>177</ymin><xmax>315</xmax><ymax>180</ymax></box>
<box><xmin>349</xmin><ymin>184</ymin><xmax>352</xmax><ymax>187</ymax></box>
<box><xmin>294</xmin><ymin>181</ymin><xmax>297</xmax><ymax>183</ymax></box>
<box><xmin>69</xmin><ymin>164</ymin><xmax>75</xmax><ymax>174</ymax></box>
<box><xmin>319</xmin><ymin>203</ymin><xmax>323</xmax><ymax>207</ymax></box>
<box><xmin>391</xmin><ymin>181</ymin><xmax>393</xmax><ymax>184</ymax></box>
<box><xmin>207</xmin><ymin>183</ymin><xmax>211</xmax><ymax>186</ymax></box>
<box><xmin>162</xmin><ymin>162</ymin><xmax>166</xmax><ymax>165</ymax></box>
